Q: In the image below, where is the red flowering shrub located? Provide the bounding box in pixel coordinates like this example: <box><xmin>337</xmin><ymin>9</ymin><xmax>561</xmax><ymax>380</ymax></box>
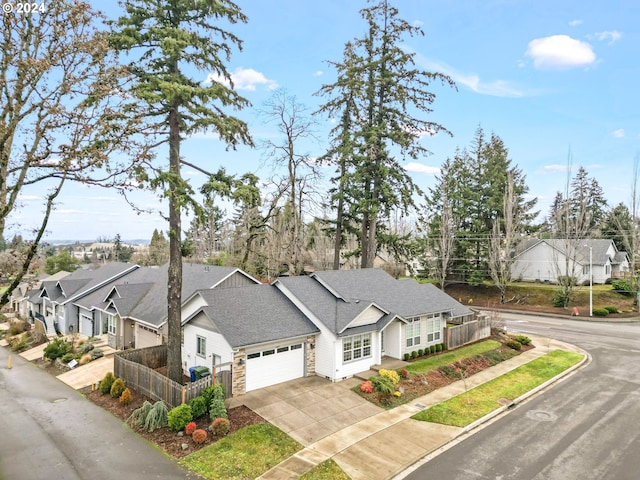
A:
<box><xmin>399</xmin><ymin>368</ymin><xmax>409</xmax><ymax>379</ymax></box>
<box><xmin>192</xmin><ymin>429</ymin><xmax>207</xmax><ymax>444</ymax></box>
<box><xmin>185</xmin><ymin>421</ymin><xmax>197</xmax><ymax>436</ymax></box>
<box><xmin>359</xmin><ymin>381</ymin><xmax>374</xmax><ymax>394</ymax></box>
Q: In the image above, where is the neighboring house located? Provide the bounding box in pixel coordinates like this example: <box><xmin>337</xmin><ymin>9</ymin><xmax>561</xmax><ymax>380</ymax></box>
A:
<box><xmin>10</xmin><ymin>271</ymin><xmax>65</xmax><ymax>319</ymax></box>
<box><xmin>27</xmin><ymin>263</ymin><xmax>138</xmax><ymax>336</ymax></box>
<box><xmin>76</xmin><ymin>263</ymin><xmax>259</xmax><ymax>350</ymax></box>
<box><xmin>181</xmin><ymin>284</ymin><xmax>319</xmax><ymax>394</ymax></box>
<box><xmin>511</xmin><ymin>239</ymin><xmax>630</xmax><ymax>285</ymax></box>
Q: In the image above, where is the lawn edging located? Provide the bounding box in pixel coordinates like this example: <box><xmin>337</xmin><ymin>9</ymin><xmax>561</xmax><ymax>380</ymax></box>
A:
<box><xmin>461</xmin><ymin>347</ymin><xmax>591</xmax><ymax>434</ymax></box>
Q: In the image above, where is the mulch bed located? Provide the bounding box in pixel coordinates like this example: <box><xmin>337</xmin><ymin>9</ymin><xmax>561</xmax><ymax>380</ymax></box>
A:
<box><xmin>84</xmin><ymin>388</ymin><xmax>265</xmax><ymax>458</ymax></box>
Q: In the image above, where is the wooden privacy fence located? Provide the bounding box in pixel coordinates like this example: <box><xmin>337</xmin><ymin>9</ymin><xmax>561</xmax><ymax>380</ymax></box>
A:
<box><xmin>446</xmin><ymin>317</ymin><xmax>491</xmax><ymax>350</ymax></box>
<box><xmin>114</xmin><ymin>346</ymin><xmax>231</xmax><ymax>408</ymax></box>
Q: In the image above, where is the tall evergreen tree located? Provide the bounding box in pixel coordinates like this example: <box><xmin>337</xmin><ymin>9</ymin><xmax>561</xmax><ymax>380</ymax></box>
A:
<box><xmin>316</xmin><ymin>0</ymin><xmax>455</xmax><ymax>268</ymax></box>
<box><xmin>110</xmin><ymin>0</ymin><xmax>252</xmax><ymax>383</ymax></box>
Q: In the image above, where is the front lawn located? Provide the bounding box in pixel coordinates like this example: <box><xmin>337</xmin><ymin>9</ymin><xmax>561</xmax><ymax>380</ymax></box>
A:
<box><xmin>412</xmin><ymin>350</ymin><xmax>583</xmax><ymax>427</ymax></box>
<box><xmin>179</xmin><ymin>423</ymin><xmax>302</xmax><ymax>480</ymax></box>
<box><xmin>300</xmin><ymin>459</ymin><xmax>351</xmax><ymax>479</ymax></box>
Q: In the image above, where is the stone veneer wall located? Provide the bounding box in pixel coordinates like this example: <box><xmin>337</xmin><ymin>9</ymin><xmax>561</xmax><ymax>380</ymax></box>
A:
<box><xmin>306</xmin><ymin>335</ymin><xmax>316</xmax><ymax>376</ymax></box>
<box><xmin>232</xmin><ymin>350</ymin><xmax>246</xmax><ymax>396</ymax></box>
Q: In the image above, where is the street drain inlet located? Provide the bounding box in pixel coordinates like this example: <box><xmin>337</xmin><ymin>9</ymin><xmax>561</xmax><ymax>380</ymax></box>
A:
<box><xmin>526</xmin><ymin>410</ymin><xmax>557</xmax><ymax>422</ymax></box>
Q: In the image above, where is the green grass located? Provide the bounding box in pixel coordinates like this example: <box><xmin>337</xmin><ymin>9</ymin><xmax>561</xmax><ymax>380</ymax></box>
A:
<box><xmin>406</xmin><ymin>340</ymin><xmax>501</xmax><ymax>374</ymax></box>
<box><xmin>179</xmin><ymin>423</ymin><xmax>302</xmax><ymax>480</ymax></box>
<box><xmin>300</xmin><ymin>459</ymin><xmax>350</xmax><ymax>479</ymax></box>
<box><xmin>412</xmin><ymin>350</ymin><xmax>583</xmax><ymax>427</ymax></box>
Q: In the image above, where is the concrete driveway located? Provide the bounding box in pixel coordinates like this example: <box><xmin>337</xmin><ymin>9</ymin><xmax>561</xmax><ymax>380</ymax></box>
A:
<box><xmin>233</xmin><ymin>375</ymin><xmax>383</xmax><ymax>446</ymax></box>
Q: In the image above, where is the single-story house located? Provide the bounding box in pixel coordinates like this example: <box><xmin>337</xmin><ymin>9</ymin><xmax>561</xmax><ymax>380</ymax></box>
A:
<box><xmin>74</xmin><ymin>263</ymin><xmax>259</xmax><ymax>350</ymax></box>
<box><xmin>181</xmin><ymin>268</ymin><xmax>474</xmax><ymax>395</ymax></box>
<box><xmin>511</xmin><ymin>238</ymin><xmax>630</xmax><ymax>285</ymax></box>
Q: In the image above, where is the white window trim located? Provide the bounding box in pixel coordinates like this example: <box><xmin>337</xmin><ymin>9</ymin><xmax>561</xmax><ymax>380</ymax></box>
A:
<box><xmin>426</xmin><ymin>316</ymin><xmax>441</xmax><ymax>343</ymax></box>
<box><xmin>343</xmin><ymin>333</ymin><xmax>372</xmax><ymax>363</ymax></box>
<box><xmin>107</xmin><ymin>315</ymin><xmax>116</xmax><ymax>335</ymax></box>
<box><xmin>406</xmin><ymin>317</ymin><xmax>421</xmax><ymax>348</ymax></box>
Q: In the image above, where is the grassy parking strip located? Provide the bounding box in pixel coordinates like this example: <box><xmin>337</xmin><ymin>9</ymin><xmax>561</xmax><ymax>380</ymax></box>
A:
<box><xmin>405</xmin><ymin>340</ymin><xmax>501</xmax><ymax>373</ymax></box>
<box><xmin>300</xmin><ymin>459</ymin><xmax>351</xmax><ymax>479</ymax></box>
<box><xmin>179</xmin><ymin>423</ymin><xmax>302</xmax><ymax>480</ymax></box>
<box><xmin>412</xmin><ymin>350</ymin><xmax>583</xmax><ymax>427</ymax></box>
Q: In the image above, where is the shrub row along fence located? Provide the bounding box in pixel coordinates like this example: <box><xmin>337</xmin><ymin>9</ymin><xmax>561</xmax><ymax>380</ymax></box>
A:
<box><xmin>446</xmin><ymin>317</ymin><xmax>491</xmax><ymax>350</ymax></box>
<box><xmin>114</xmin><ymin>345</ymin><xmax>230</xmax><ymax>408</ymax></box>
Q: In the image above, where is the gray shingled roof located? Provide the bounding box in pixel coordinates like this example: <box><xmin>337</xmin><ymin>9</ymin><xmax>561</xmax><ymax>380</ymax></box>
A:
<box><xmin>187</xmin><ymin>284</ymin><xmax>319</xmax><ymax>348</ymax></box>
<box><xmin>516</xmin><ymin>239</ymin><xmax>626</xmax><ymax>266</ymax></box>
<box><xmin>277</xmin><ymin>269</ymin><xmax>472</xmax><ymax>335</ymax></box>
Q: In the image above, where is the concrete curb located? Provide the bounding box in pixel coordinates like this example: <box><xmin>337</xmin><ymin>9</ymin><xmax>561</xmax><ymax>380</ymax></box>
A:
<box><xmin>476</xmin><ymin>307</ymin><xmax>640</xmax><ymax>323</ymax></box>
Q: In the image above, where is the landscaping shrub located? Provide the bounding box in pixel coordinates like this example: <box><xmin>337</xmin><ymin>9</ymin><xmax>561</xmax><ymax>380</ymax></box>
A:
<box><xmin>8</xmin><ymin>320</ymin><xmax>28</xmax><ymax>336</ymax></box>
<box><xmin>208</xmin><ymin>384</ymin><xmax>227</xmax><ymax>419</ymax></box>
<box><xmin>506</xmin><ymin>339</ymin><xmax>522</xmax><ymax>350</ymax></box>
<box><xmin>438</xmin><ymin>365</ymin><xmax>457</xmax><ymax>379</ymax></box>
<box><xmin>79</xmin><ymin>342</ymin><xmax>95</xmax><ymax>354</ymax></box>
<box><xmin>100</xmin><ymin>372</ymin><xmax>116</xmax><ymax>394</ymax></box>
<box><xmin>371</xmin><ymin>375</ymin><xmax>395</xmax><ymax>395</ymax></box>
<box><xmin>185</xmin><ymin>421</ymin><xmax>197</xmax><ymax>436</ymax></box>
<box><xmin>552</xmin><ymin>289</ymin><xmax>568</xmax><ymax>307</ymax></box>
<box><xmin>593</xmin><ymin>307</ymin><xmax>609</xmax><ymax>317</ymax></box>
<box><xmin>429</xmin><ymin>345</ymin><xmax>436</xmax><ymax>354</ymax></box>
<box><xmin>110</xmin><ymin>378</ymin><xmax>126</xmax><ymax>398</ymax></box>
<box><xmin>168</xmin><ymin>404</ymin><xmax>193</xmax><ymax>431</ymax></box>
<box><xmin>189</xmin><ymin>395</ymin><xmax>208</xmax><ymax>419</ymax></box>
<box><xmin>418</xmin><ymin>349</ymin><xmax>424</xmax><ymax>357</ymax></box>
<box><xmin>210</xmin><ymin>417</ymin><xmax>230</xmax><ymax>436</ymax></box>
<box><xmin>144</xmin><ymin>401</ymin><xmax>168</xmax><ymax>432</ymax></box>
<box><xmin>604</xmin><ymin>306</ymin><xmax>619</xmax><ymax>314</ymax></box>
<box><xmin>10</xmin><ymin>338</ymin><xmax>28</xmax><ymax>352</ymax></box>
<box><xmin>379</xmin><ymin>369</ymin><xmax>400</xmax><ymax>385</ymax></box>
<box><xmin>483</xmin><ymin>350</ymin><xmax>506</xmax><ymax>365</ymax></box>
<box><xmin>127</xmin><ymin>401</ymin><xmax>153</xmax><ymax>428</ymax></box>
<box><xmin>61</xmin><ymin>353</ymin><xmax>74</xmax><ymax>363</ymax></box>
<box><xmin>612</xmin><ymin>279</ymin><xmax>633</xmax><ymax>296</ymax></box>
<box><xmin>43</xmin><ymin>338</ymin><xmax>72</xmax><ymax>362</ymax></box>
<box><xmin>359</xmin><ymin>381</ymin><xmax>374</xmax><ymax>394</ymax></box>
<box><xmin>411</xmin><ymin>350</ymin><xmax>418</xmax><ymax>359</ymax></box>
<box><xmin>201</xmin><ymin>385</ymin><xmax>217</xmax><ymax>407</ymax></box>
<box><xmin>192</xmin><ymin>429</ymin><xmax>207</xmax><ymax>444</ymax></box>
<box><xmin>436</xmin><ymin>344</ymin><xmax>443</xmax><ymax>352</ymax></box>
<box><xmin>79</xmin><ymin>354</ymin><xmax>92</xmax><ymax>365</ymax></box>
<box><xmin>514</xmin><ymin>335</ymin><xmax>532</xmax><ymax>346</ymax></box>
<box><xmin>90</xmin><ymin>348</ymin><xmax>104</xmax><ymax>360</ymax></box>
<box><xmin>398</xmin><ymin>368</ymin><xmax>409</xmax><ymax>379</ymax></box>
<box><xmin>403</xmin><ymin>353</ymin><xmax>410</xmax><ymax>361</ymax></box>
<box><xmin>120</xmin><ymin>388</ymin><xmax>132</xmax><ymax>405</ymax></box>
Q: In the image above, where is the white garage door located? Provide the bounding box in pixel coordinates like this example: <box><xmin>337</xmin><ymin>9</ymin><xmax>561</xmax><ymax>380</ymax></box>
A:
<box><xmin>245</xmin><ymin>343</ymin><xmax>304</xmax><ymax>392</ymax></box>
<box><xmin>80</xmin><ymin>314</ymin><xmax>93</xmax><ymax>337</ymax></box>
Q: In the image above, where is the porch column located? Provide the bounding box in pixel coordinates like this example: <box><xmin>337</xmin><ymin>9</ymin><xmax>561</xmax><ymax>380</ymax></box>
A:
<box><xmin>306</xmin><ymin>335</ymin><xmax>316</xmax><ymax>376</ymax></box>
<box><xmin>232</xmin><ymin>350</ymin><xmax>246</xmax><ymax>396</ymax></box>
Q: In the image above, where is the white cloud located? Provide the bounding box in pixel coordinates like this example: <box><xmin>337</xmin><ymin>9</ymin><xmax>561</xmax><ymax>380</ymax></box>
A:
<box><xmin>543</xmin><ymin>164</ymin><xmax>571</xmax><ymax>173</ymax></box>
<box><xmin>525</xmin><ymin>35</ymin><xmax>596</xmax><ymax>70</ymax></box>
<box><xmin>569</xmin><ymin>19</ymin><xmax>582</xmax><ymax>27</ymax></box>
<box><xmin>18</xmin><ymin>195</ymin><xmax>40</xmax><ymax>201</ymax></box>
<box><xmin>595</xmin><ymin>30</ymin><xmax>622</xmax><ymax>45</ymax></box>
<box><xmin>313</xmin><ymin>70</ymin><xmax>323</xmax><ymax>77</ymax></box>
<box><xmin>205</xmin><ymin>67</ymin><xmax>278</xmax><ymax>91</ymax></box>
<box><xmin>404</xmin><ymin>162</ymin><xmax>440</xmax><ymax>175</ymax></box>
<box><xmin>612</xmin><ymin>129</ymin><xmax>625</xmax><ymax>138</ymax></box>
<box><xmin>416</xmin><ymin>57</ymin><xmax>527</xmax><ymax>98</ymax></box>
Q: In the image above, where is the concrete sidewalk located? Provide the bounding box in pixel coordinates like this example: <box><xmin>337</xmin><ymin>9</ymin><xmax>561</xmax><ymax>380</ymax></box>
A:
<box><xmin>258</xmin><ymin>335</ymin><xmax>588</xmax><ymax>480</ymax></box>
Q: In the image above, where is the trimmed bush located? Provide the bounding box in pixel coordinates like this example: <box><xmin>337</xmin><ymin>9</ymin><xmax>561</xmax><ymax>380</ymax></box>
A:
<box><xmin>411</xmin><ymin>351</ymin><xmax>418</xmax><ymax>359</ymax></box>
<box><xmin>189</xmin><ymin>395</ymin><xmax>208</xmax><ymax>419</ymax></box>
<box><xmin>418</xmin><ymin>349</ymin><xmax>424</xmax><ymax>357</ymax></box>
<box><xmin>110</xmin><ymin>378</ymin><xmax>126</xmax><ymax>398</ymax></box>
<box><xmin>185</xmin><ymin>421</ymin><xmax>197</xmax><ymax>436</ymax></box>
<box><xmin>436</xmin><ymin>344</ymin><xmax>443</xmax><ymax>352</ymax></box>
<box><xmin>168</xmin><ymin>404</ymin><xmax>193</xmax><ymax>432</ymax></box>
<box><xmin>210</xmin><ymin>417</ymin><xmax>230</xmax><ymax>437</ymax></box>
<box><xmin>100</xmin><ymin>372</ymin><xmax>116</xmax><ymax>395</ymax></box>
<box><xmin>120</xmin><ymin>388</ymin><xmax>132</xmax><ymax>405</ymax></box>
<box><xmin>514</xmin><ymin>335</ymin><xmax>532</xmax><ymax>346</ymax></box>
<box><xmin>61</xmin><ymin>353</ymin><xmax>74</xmax><ymax>363</ymax></box>
<box><xmin>192</xmin><ymin>429</ymin><xmax>207</xmax><ymax>444</ymax></box>
<box><xmin>593</xmin><ymin>307</ymin><xmax>609</xmax><ymax>317</ymax></box>
<box><xmin>506</xmin><ymin>339</ymin><xmax>522</xmax><ymax>350</ymax></box>
<box><xmin>403</xmin><ymin>353</ymin><xmax>410</xmax><ymax>361</ymax></box>
<box><xmin>604</xmin><ymin>306</ymin><xmax>619</xmax><ymax>314</ymax></box>
<box><xmin>429</xmin><ymin>345</ymin><xmax>436</xmax><ymax>354</ymax></box>
<box><xmin>612</xmin><ymin>279</ymin><xmax>633</xmax><ymax>296</ymax></box>
<box><xmin>379</xmin><ymin>369</ymin><xmax>400</xmax><ymax>385</ymax></box>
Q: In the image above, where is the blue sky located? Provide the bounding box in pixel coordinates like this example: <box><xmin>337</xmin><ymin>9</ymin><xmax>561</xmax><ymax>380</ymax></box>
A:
<box><xmin>8</xmin><ymin>0</ymin><xmax>640</xmax><ymax>242</ymax></box>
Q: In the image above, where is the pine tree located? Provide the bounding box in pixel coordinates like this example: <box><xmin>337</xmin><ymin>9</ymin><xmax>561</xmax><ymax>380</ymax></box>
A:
<box><xmin>316</xmin><ymin>0</ymin><xmax>455</xmax><ymax>268</ymax></box>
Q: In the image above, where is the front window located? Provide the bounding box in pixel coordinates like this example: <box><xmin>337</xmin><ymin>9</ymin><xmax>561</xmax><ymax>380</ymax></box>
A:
<box><xmin>427</xmin><ymin>316</ymin><xmax>441</xmax><ymax>343</ymax></box>
<box><xmin>196</xmin><ymin>336</ymin><xmax>206</xmax><ymax>357</ymax></box>
<box><xmin>406</xmin><ymin>317</ymin><xmax>421</xmax><ymax>347</ymax></box>
<box><xmin>343</xmin><ymin>333</ymin><xmax>372</xmax><ymax>363</ymax></box>
<box><xmin>107</xmin><ymin>315</ymin><xmax>116</xmax><ymax>335</ymax></box>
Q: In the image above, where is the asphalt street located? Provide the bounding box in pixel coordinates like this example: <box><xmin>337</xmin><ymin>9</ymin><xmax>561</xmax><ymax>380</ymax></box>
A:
<box><xmin>0</xmin><ymin>346</ymin><xmax>198</xmax><ymax>480</ymax></box>
<box><xmin>403</xmin><ymin>313</ymin><xmax>640</xmax><ymax>480</ymax></box>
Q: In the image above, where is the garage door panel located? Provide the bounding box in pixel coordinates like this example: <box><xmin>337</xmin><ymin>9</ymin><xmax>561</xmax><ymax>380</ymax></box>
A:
<box><xmin>246</xmin><ymin>343</ymin><xmax>304</xmax><ymax>391</ymax></box>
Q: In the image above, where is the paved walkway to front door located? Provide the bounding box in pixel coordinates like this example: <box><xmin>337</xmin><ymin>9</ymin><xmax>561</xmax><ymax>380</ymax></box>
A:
<box><xmin>230</xmin><ymin>375</ymin><xmax>383</xmax><ymax>446</ymax></box>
